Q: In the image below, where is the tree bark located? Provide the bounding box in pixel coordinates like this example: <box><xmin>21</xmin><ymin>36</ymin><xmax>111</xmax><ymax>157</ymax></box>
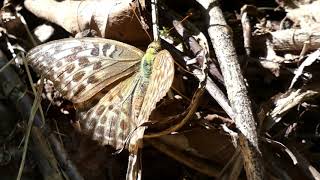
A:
<box><xmin>196</xmin><ymin>0</ymin><xmax>265</xmax><ymax>179</ymax></box>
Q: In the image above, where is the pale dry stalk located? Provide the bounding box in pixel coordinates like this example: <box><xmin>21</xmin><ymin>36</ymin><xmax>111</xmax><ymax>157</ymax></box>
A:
<box><xmin>196</xmin><ymin>0</ymin><xmax>265</xmax><ymax>179</ymax></box>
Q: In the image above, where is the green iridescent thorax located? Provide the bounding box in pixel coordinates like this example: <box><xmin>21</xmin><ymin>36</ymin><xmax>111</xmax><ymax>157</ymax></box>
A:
<box><xmin>140</xmin><ymin>41</ymin><xmax>161</xmax><ymax>78</ymax></box>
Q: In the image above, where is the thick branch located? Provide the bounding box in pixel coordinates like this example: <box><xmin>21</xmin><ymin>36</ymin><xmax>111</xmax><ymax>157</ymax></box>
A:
<box><xmin>196</xmin><ymin>0</ymin><xmax>264</xmax><ymax>179</ymax></box>
<box><xmin>253</xmin><ymin>29</ymin><xmax>320</xmax><ymax>52</ymax></box>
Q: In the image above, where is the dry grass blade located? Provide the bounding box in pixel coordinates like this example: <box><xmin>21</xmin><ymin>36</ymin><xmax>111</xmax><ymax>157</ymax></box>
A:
<box><xmin>17</xmin><ymin>56</ymin><xmax>45</xmax><ymax>180</ymax></box>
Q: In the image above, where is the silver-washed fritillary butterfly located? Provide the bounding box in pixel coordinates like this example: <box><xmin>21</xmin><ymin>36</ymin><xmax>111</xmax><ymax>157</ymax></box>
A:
<box><xmin>26</xmin><ymin>38</ymin><xmax>174</xmax><ymax>157</ymax></box>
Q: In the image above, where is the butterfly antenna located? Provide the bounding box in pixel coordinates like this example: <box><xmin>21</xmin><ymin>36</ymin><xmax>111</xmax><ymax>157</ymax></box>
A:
<box><xmin>167</xmin><ymin>12</ymin><xmax>193</xmax><ymax>33</ymax></box>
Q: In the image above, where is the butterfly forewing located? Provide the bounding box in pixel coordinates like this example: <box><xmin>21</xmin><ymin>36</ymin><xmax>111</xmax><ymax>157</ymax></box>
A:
<box><xmin>26</xmin><ymin>38</ymin><xmax>144</xmax><ymax>104</ymax></box>
<box><xmin>128</xmin><ymin>49</ymin><xmax>175</xmax><ymax>151</ymax></box>
<box><xmin>138</xmin><ymin>50</ymin><xmax>175</xmax><ymax>125</ymax></box>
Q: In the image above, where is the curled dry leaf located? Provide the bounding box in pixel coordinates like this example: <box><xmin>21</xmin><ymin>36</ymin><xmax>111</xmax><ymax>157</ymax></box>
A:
<box><xmin>24</xmin><ymin>0</ymin><xmax>149</xmax><ymax>44</ymax></box>
<box><xmin>290</xmin><ymin>49</ymin><xmax>320</xmax><ymax>89</ymax></box>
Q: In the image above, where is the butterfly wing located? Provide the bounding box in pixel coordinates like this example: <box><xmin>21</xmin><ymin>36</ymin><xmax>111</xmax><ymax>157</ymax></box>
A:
<box><xmin>79</xmin><ymin>49</ymin><xmax>174</xmax><ymax>151</ymax></box>
<box><xmin>27</xmin><ymin>38</ymin><xmax>174</xmax><ymax>152</ymax></box>
<box><xmin>126</xmin><ymin>49</ymin><xmax>175</xmax><ymax>180</ymax></box>
<box><xmin>128</xmin><ymin>49</ymin><xmax>175</xmax><ymax>151</ymax></box>
<box><xmin>26</xmin><ymin>37</ymin><xmax>144</xmax><ymax>104</ymax></box>
<box><xmin>79</xmin><ymin>73</ymin><xmax>141</xmax><ymax>150</ymax></box>
<box><xmin>138</xmin><ymin>50</ymin><xmax>175</xmax><ymax>127</ymax></box>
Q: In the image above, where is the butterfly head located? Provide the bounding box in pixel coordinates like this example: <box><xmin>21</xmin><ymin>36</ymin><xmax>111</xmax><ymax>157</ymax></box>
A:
<box><xmin>147</xmin><ymin>41</ymin><xmax>161</xmax><ymax>53</ymax></box>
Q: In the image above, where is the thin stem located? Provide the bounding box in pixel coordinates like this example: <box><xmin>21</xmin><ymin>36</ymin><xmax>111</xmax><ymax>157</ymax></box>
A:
<box><xmin>151</xmin><ymin>0</ymin><xmax>159</xmax><ymax>41</ymax></box>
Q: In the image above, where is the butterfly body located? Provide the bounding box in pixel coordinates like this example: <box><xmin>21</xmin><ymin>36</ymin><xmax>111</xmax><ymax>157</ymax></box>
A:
<box><xmin>26</xmin><ymin>38</ymin><xmax>174</xmax><ymax>151</ymax></box>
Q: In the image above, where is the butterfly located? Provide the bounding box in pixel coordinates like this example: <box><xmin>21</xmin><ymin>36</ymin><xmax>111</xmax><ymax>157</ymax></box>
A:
<box><xmin>26</xmin><ymin>37</ymin><xmax>175</xmax><ymax>177</ymax></box>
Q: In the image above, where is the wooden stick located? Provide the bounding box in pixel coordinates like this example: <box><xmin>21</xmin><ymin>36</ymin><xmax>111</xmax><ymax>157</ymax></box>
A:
<box><xmin>195</xmin><ymin>0</ymin><xmax>264</xmax><ymax>179</ymax></box>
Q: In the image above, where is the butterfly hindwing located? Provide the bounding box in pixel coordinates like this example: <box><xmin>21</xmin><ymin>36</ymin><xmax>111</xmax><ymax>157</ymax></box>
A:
<box><xmin>79</xmin><ymin>73</ymin><xmax>141</xmax><ymax>150</ymax></box>
<box><xmin>26</xmin><ymin>38</ymin><xmax>144</xmax><ymax>104</ymax></box>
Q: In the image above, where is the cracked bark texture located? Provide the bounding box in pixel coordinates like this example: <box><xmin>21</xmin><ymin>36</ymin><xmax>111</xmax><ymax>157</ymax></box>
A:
<box><xmin>196</xmin><ymin>0</ymin><xmax>265</xmax><ymax>179</ymax></box>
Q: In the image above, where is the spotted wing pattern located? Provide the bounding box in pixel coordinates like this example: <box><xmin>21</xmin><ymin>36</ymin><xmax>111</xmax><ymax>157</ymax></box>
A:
<box><xmin>137</xmin><ymin>50</ymin><xmax>175</xmax><ymax>125</ymax></box>
<box><xmin>128</xmin><ymin>50</ymin><xmax>175</xmax><ymax>152</ymax></box>
<box><xmin>125</xmin><ymin>49</ymin><xmax>175</xmax><ymax>180</ymax></box>
<box><xmin>26</xmin><ymin>38</ymin><xmax>143</xmax><ymax>104</ymax></box>
<box><xmin>27</xmin><ymin>38</ymin><xmax>174</xmax><ymax>151</ymax></box>
<box><xmin>78</xmin><ymin>50</ymin><xmax>174</xmax><ymax>151</ymax></box>
<box><xmin>79</xmin><ymin>73</ymin><xmax>142</xmax><ymax>150</ymax></box>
